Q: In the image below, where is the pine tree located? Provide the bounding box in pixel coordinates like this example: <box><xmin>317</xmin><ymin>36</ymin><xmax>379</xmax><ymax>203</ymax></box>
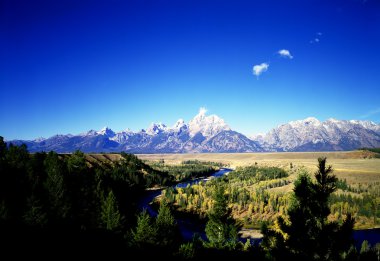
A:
<box><xmin>3</xmin><ymin>143</ymin><xmax>29</xmax><ymax>220</ymax></box>
<box><xmin>23</xmin><ymin>196</ymin><xmax>48</xmax><ymax>227</ymax></box>
<box><xmin>44</xmin><ymin>151</ymin><xmax>70</xmax><ymax>221</ymax></box>
<box><xmin>243</xmin><ymin>238</ymin><xmax>251</xmax><ymax>251</ymax></box>
<box><xmin>100</xmin><ymin>190</ymin><xmax>122</xmax><ymax>231</ymax></box>
<box><xmin>205</xmin><ymin>185</ymin><xmax>239</xmax><ymax>249</ymax></box>
<box><xmin>66</xmin><ymin>150</ymin><xmax>95</xmax><ymax>228</ymax></box>
<box><xmin>261</xmin><ymin>157</ymin><xmax>354</xmax><ymax>260</ymax></box>
<box><xmin>131</xmin><ymin>209</ymin><xmax>157</xmax><ymax>247</ymax></box>
<box><xmin>0</xmin><ymin>136</ymin><xmax>6</xmax><ymax>158</ymax></box>
<box><xmin>156</xmin><ymin>201</ymin><xmax>179</xmax><ymax>246</ymax></box>
<box><xmin>360</xmin><ymin>240</ymin><xmax>370</xmax><ymax>254</ymax></box>
<box><xmin>67</xmin><ymin>150</ymin><xmax>87</xmax><ymax>174</ymax></box>
<box><xmin>178</xmin><ymin>242</ymin><xmax>196</xmax><ymax>259</ymax></box>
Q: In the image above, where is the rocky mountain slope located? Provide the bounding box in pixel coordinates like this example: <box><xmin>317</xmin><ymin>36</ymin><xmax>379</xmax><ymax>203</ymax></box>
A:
<box><xmin>10</xmin><ymin>109</ymin><xmax>260</xmax><ymax>153</ymax></box>
<box><xmin>8</xmin><ymin>111</ymin><xmax>380</xmax><ymax>153</ymax></box>
<box><xmin>253</xmin><ymin>117</ymin><xmax>380</xmax><ymax>151</ymax></box>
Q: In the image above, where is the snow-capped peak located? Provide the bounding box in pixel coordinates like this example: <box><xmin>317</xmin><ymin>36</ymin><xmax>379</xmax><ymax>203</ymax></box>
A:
<box><xmin>255</xmin><ymin>117</ymin><xmax>380</xmax><ymax>152</ymax></box>
<box><xmin>97</xmin><ymin>126</ymin><xmax>116</xmax><ymax>137</ymax></box>
<box><xmin>123</xmin><ymin>128</ymin><xmax>133</xmax><ymax>133</ymax></box>
<box><xmin>303</xmin><ymin>117</ymin><xmax>320</xmax><ymax>124</ymax></box>
<box><xmin>188</xmin><ymin>107</ymin><xmax>230</xmax><ymax>137</ymax></box>
<box><xmin>354</xmin><ymin>120</ymin><xmax>380</xmax><ymax>131</ymax></box>
<box><xmin>250</xmin><ymin>133</ymin><xmax>265</xmax><ymax>140</ymax></box>
<box><xmin>172</xmin><ymin>118</ymin><xmax>187</xmax><ymax>130</ymax></box>
<box><xmin>82</xmin><ymin>129</ymin><xmax>98</xmax><ymax>136</ymax></box>
<box><xmin>146</xmin><ymin>122</ymin><xmax>168</xmax><ymax>135</ymax></box>
<box><xmin>327</xmin><ymin>118</ymin><xmax>340</xmax><ymax>123</ymax></box>
<box><xmin>289</xmin><ymin>117</ymin><xmax>321</xmax><ymax>128</ymax></box>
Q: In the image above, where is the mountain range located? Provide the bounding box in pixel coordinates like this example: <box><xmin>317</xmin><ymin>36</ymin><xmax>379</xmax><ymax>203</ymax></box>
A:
<box><xmin>8</xmin><ymin>109</ymin><xmax>380</xmax><ymax>153</ymax></box>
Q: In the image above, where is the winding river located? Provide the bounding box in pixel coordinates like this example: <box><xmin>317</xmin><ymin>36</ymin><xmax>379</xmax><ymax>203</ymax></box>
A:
<box><xmin>139</xmin><ymin>168</ymin><xmax>380</xmax><ymax>246</ymax></box>
<box><xmin>138</xmin><ymin>168</ymin><xmax>232</xmax><ymax>240</ymax></box>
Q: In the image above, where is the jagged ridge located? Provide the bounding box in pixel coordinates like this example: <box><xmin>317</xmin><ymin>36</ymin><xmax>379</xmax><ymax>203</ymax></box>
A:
<box><xmin>8</xmin><ymin>111</ymin><xmax>380</xmax><ymax>153</ymax></box>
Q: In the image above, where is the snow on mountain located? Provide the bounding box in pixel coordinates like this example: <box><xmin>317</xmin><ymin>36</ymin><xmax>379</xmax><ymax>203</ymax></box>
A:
<box><xmin>6</xmin><ymin>111</ymin><xmax>380</xmax><ymax>153</ymax></box>
<box><xmin>256</xmin><ymin>117</ymin><xmax>380</xmax><ymax>151</ymax></box>
<box><xmin>97</xmin><ymin>126</ymin><xmax>116</xmax><ymax>137</ymax></box>
<box><xmin>81</xmin><ymin>130</ymin><xmax>98</xmax><ymax>136</ymax></box>
<box><xmin>111</xmin><ymin>128</ymin><xmax>134</xmax><ymax>143</ymax></box>
<box><xmin>188</xmin><ymin>107</ymin><xmax>230</xmax><ymax>137</ymax></box>
<box><xmin>146</xmin><ymin>123</ymin><xmax>168</xmax><ymax>135</ymax></box>
<box><xmin>9</xmin><ymin>109</ymin><xmax>258</xmax><ymax>153</ymax></box>
<box><xmin>172</xmin><ymin>119</ymin><xmax>187</xmax><ymax>131</ymax></box>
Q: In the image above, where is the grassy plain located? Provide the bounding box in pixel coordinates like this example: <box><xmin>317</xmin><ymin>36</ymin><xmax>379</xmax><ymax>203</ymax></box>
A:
<box><xmin>86</xmin><ymin>151</ymin><xmax>380</xmax><ymax>229</ymax></box>
<box><xmin>137</xmin><ymin>151</ymin><xmax>380</xmax><ymax>185</ymax></box>
<box><xmin>139</xmin><ymin>151</ymin><xmax>380</xmax><ymax>230</ymax></box>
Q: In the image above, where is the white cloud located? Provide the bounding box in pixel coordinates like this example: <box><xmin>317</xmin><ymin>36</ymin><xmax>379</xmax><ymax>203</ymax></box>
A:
<box><xmin>278</xmin><ymin>49</ymin><xmax>293</xmax><ymax>59</ymax></box>
<box><xmin>310</xmin><ymin>32</ymin><xmax>322</xmax><ymax>43</ymax></box>
<box><xmin>252</xmin><ymin>63</ymin><xmax>269</xmax><ymax>78</ymax></box>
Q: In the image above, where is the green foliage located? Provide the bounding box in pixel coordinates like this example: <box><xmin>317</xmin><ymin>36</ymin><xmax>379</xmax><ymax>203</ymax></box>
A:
<box><xmin>0</xmin><ymin>138</ymin><xmax>377</xmax><ymax>259</ymax></box>
<box><xmin>0</xmin><ymin>136</ymin><xmax>6</xmax><ymax>157</ymax></box>
<box><xmin>243</xmin><ymin>238</ymin><xmax>251</xmax><ymax>251</ymax></box>
<box><xmin>44</xmin><ymin>151</ymin><xmax>70</xmax><ymax>220</ymax></box>
<box><xmin>0</xmin><ymin>142</ymin><xmax>30</xmax><ymax>220</ymax></box>
<box><xmin>101</xmin><ymin>190</ymin><xmax>122</xmax><ymax>231</ymax></box>
<box><xmin>156</xmin><ymin>201</ymin><xmax>178</xmax><ymax>246</ymax></box>
<box><xmin>0</xmin><ymin>139</ymin><xmax>173</xmax><ymax>249</ymax></box>
<box><xmin>230</xmin><ymin>165</ymin><xmax>289</xmax><ymax>182</ymax></box>
<box><xmin>129</xmin><ymin>202</ymin><xmax>181</xmax><ymax>250</ymax></box>
<box><xmin>178</xmin><ymin>242</ymin><xmax>196</xmax><ymax>259</ymax></box>
<box><xmin>67</xmin><ymin>150</ymin><xmax>87</xmax><ymax>174</ymax></box>
<box><xmin>161</xmin><ymin>164</ymin><xmax>291</xmax><ymax>225</ymax></box>
<box><xmin>116</xmin><ymin>152</ymin><xmax>171</xmax><ymax>187</ymax></box>
<box><xmin>131</xmin><ymin>209</ymin><xmax>157</xmax><ymax>246</ymax></box>
<box><xmin>23</xmin><ymin>196</ymin><xmax>48</xmax><ymax>227</ymax></box>
<box><xmin>359</xmin><ymin>147</ymin><xmax>380</xmax><ymax>154</ymax></box>
<box><xmin>261</xmin><ymin>157</ymin><xmax>354</xmax><ymax>260</ymax></box>
<box><xmin>360</xmin><ymin>240</ymin><xmax>370</xmax><ymax>254</ymax></box>
<box><xmin>148</xmin><ymin>160</ymin><xmax>218</xmax><ymax>183</ymax></box>
<box><xmin>358</xmin><ymin>241</ymin><xmax>380</xmax><ymax>260</ymax></box>
<box><xmin>205</xmin><ymin>185</ymin><xmax>240</xmax><ymax>250</ymax></box>
<box><xmin>336</xmin><ymin>178</ymin><xmax>349</xmax><ymax>191</ymax></box>
<box><xmin>181</xmin><ymin>159</ymin><xmax>225</xmax><ymax>168</ymax></box>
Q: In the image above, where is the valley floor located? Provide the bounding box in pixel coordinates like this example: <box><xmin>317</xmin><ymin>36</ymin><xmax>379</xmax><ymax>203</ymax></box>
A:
<box><xmin>137</xmin><ymin>151</ymin><xmax>380</xmax><ymax>185</ymax></box>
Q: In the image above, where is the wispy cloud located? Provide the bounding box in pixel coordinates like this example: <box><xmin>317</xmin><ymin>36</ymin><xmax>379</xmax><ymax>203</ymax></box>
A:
<box><xmin>310</xmin><ymin>32</ymin><xmax>322</xmax><ymax>44</ymax></box>
<box><xmin>361</xmin><ymin>107</ymin><xmax>380</xmax><ymax>119</ymax></box>
<box><xmin>252</xmin><ymin>63</ymin><xmax>269</xmax><ymax>78</ymax></box>
<box><xmin>278</xmin><ymin>49</ymin><xmax>293</xmax><ymax>59</ymax></box>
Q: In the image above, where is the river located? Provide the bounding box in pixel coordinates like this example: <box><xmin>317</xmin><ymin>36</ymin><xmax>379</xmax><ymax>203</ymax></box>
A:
<box><xmin>138</xmin><ymin>168</ymin><xmax>380</xmax><ymax>246</ymax></box>
<box><xmin>138</xmin><ymin>168</ymin><xmax>232</xmax><ymax>240</ymax></box>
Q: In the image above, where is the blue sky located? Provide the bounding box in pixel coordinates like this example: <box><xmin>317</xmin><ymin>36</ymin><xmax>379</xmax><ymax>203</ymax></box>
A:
<box><xmin>1</xmin><ymin>0</ymin><xmax>380</xmax><ymax>140</ymax></box>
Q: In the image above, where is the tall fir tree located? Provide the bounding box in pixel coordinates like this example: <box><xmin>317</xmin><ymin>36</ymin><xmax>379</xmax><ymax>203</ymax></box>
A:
<box><xmin>131</xmin><ymin>209</ymin><xmax>157</xmax><ymax>247</ymax></box>
<box><xmin>261</xmin><ymin>157</ymin><xmax>354</xmax><ymax>260</ymax></box>
<box><xmin>205</xmin><ymin>185</ymin><xmax>239</xmax><ymax>249</ymax></box>
<box><xmin>100</xmin><ymin>190</ymin><xmax>122</xmax><ymax>231</ymax></box>
<box><xmin>44</xmin><ymin>151</ymin><xmax>70</xmax><ymax>221</ymax></box>
<box><xmin>156</xmin><ymin>201</ymin><xmax>180</xmax><ymax>247</ymax></box>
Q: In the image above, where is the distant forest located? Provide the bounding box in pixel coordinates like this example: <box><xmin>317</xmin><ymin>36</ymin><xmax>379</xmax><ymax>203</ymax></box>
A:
<box><xmin>0</xmin><ymin>136</ymin><xmax>379</xmax><ymax>260</ymax></box>
<box><xmin>360</xmin><ymin>148</ymin><xmax>380</xmax><ymax>156</ymax></box>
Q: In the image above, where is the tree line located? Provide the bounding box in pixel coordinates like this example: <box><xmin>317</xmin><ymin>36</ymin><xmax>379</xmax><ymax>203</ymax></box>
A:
<box><xmin>1</xmin><ymin>136</ymin><xmax>379</xmax><ymax>259</ymax></box>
